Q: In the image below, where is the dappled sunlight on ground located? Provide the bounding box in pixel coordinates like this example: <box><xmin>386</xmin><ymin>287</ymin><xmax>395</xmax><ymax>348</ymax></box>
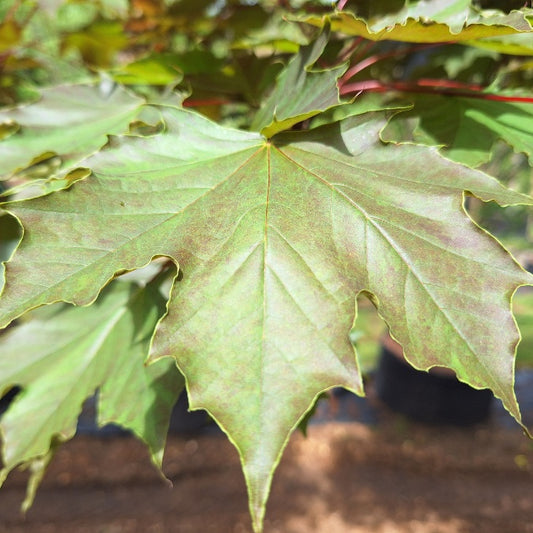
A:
<box><xmin>1</xmin><ymin>387</ymin><xmax>533</xmax><ymax>533</ymax></box>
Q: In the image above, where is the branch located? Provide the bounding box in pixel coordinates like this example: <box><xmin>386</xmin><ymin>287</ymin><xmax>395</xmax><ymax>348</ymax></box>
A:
<box><xmin>340</xmin><ymin>44</ymin><xmax>448</xmax><ymax>84</ymax></box>
<box><xmin>340</xmin><ymin>79</ymin><xmax>533</xmax><ymax>104</ymax></box>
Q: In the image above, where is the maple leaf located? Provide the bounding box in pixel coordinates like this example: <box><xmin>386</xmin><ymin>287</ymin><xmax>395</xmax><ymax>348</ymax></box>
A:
<box><xmin>0</xmin><ymin>277</ymin><xmax>183</xmax><ymax>508</ymax></box>
<box><xmin>251</xmin><ymin>26</ymin><xmax>346</xmax><ymax>137</ymax></box>
<box><xmin>0</xmin><ymin>105</ymin><xmax>532</xmax><ymax>532</ymax></box>
<box><xmin>382</xmin><ymin>94</ymin><xmax>533</xmax><ymax>167</ymax></box>
<box><xmin>299</xmin><ymin>7</ymin><xmax>532</xmax><ymax>43</ymax></box>
<box><xmin>359</xmin><ymin>0</ymin><xmax>533</xmax><ymax>35</ymax></box>
<box><xmin>0</xmin><ymin>83</ymin><xmax>144</xmax><ymax>180</ymax></box>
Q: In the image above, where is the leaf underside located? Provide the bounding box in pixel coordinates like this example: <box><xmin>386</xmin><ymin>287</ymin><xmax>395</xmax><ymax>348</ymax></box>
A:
<box><xmin>251</xmin><ymin>26</ymin><xmax>346</xmax><ymax>138</ymax></box>
<box><xmin>0</xmin><ymin>104</ymin><xmax>531</xmax><ymax>530</ymax></box>
<box><xmin>0</xmin><ymin>278</ymin><xmax>184</xmax><ymax>508</ymax></box>
<box><xmin>0</xmin><ymin>84</ymin><xmax>144</xmax><ymax>180</ymax></box>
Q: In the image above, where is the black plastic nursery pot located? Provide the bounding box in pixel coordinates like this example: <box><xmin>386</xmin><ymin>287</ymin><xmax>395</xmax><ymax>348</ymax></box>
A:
<box><xmin>374</xmin><ymin>336</ymin><xmax>493</xmax><ymax>426</ymax></box>
<box><xmin>0</xmin><ymin>386</ymin><xmax>20</xmax><ymax>417</ymax></box>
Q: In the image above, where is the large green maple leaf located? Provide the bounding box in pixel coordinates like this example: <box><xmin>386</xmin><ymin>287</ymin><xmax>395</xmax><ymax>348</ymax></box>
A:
<box><xmin>1</xmin><ymin>105</ymin><xmax>532</xmax><ymax>532</ymax></box>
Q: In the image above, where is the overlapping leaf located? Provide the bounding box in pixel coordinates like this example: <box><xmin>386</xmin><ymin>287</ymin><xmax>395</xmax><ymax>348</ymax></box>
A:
<box><xmin>251</xmin><ymin>27</ymin><xmax>346</xmax><ymax>137</ymax></box>
<box><xmin>468</xmin><ymin>32</ymin><xmax>533</xmax><ymax>55</ymax></box>
<box><xmin>0</xmin><ymin>277</ymin><xmax>183</xmax><ymax>508</ymax></box>
<box><xmin>383</xmin><ymin>94</ymin><xmax>533</xmax><ymax>167</ymax></box>
<box><xmin>300</xmin><ymin>8</ymin><xmax>532</xmax><ymax>43</ymax></box>
<box><xmin>0</xmin><ymin>83</ymin><xmax>144</xmax><ymax>180</ymax></box>
<box><xmin>1</xmin><ymin>105</ymin><xmax>532</xmax><ymax>531</ymax></box>
<box><xmin>360</xmin><ymin>0</ymin><xmax>528</xmax><ymax>34</ymax></box>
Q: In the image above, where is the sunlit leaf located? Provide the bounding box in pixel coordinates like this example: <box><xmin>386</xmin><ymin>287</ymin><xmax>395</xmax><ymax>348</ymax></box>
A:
<box><xmin>111</xmin><ymin>55</ymin><xmax>183</xmax><ymax>85</ymax></box>
<box><xmin>0</xmin><ymin>278</ymin><xmax>184</xmax><ymax>504</ymax></box>
<box><xmin>0</xmin><ymin>83</ymin><xmax>144</xmax><ymax>180</ymax></box>
<box><xmin>468</xmin><ymin>31</ymin><xmax>533</xmax><ymax>55</ymax></box>
<box><xmin>300</xmin><ymin>9</ymin><xmax>532</xmax><ymax>43</ymax></box>
<box><xmin>1</xmin><ymin>105</ymin><xmax>531</xmax><ymax>531</ymax></box>
<box><xmin>363</xmin><ymin>0</ymin><xmax>506</xmax><ymax>34</ymax></box>
<box><xmin>1</xmin><ymin>3</ymin><xmax>533</xmax><ymax>532</ymax></box>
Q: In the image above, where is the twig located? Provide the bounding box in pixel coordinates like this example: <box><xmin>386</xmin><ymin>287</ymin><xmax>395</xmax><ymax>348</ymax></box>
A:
<box><xmin>340</xmin><ymin>79</ymin><xmax>533</xmax><ymax>104</ymax></box>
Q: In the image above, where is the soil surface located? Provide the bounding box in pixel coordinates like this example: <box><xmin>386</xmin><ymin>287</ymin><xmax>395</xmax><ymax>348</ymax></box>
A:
<box><xmin>1</xmin><ymin>387</ymin><xmax>533</xmax><ymax>533</ymax></box>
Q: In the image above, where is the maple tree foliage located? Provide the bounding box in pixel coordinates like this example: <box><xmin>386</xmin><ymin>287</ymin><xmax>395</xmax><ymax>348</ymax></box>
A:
<box><xmin>1</xmin><ymin>1</ymin><xmax>533</xmax><ymax>532</ymax></box>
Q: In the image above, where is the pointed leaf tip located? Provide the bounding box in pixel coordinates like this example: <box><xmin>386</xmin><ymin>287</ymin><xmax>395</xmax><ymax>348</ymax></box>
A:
<box><xmin>1</xmin><ymin>106</ymin><xmax>530</xmax><ymax>531</ymax></box>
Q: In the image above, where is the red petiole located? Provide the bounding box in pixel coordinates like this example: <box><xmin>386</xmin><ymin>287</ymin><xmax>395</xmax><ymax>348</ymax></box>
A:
<box><xmin>340</xmin><ymin>78</ymin><xmax>533</xmax><ymax>103</ymax></box>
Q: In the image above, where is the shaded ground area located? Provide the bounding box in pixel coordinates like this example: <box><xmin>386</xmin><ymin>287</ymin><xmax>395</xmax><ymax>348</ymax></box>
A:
<box><xmin>1</xmin><ymin>379</ymin><xmax>533</xmax><ymax>533</ymax></box>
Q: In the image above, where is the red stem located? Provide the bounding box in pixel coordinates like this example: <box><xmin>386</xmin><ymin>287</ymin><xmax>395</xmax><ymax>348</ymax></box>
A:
<box><xmin>342</xmin><ymin>55</ymin><xmax>383</xmax><ymax>80</ymax></box>
<box><xmin>349</xmin><ymin>40</ymin><xmax>377</xmax><ymax>70</ymax></box>
<box><xmin>340</xmin><ymin>79</ymin><xmax>533</xmax><ymax>104</ymax></box>
<box><xmin>415</xmin><ymin>78</ymin><xmax>485</xmax><ymax>91</ymax></box>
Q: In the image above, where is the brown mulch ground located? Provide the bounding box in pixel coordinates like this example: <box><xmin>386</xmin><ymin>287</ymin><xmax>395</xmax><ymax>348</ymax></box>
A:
<box><xmin>1</xmin><ymin>397</ymin><xmax>533</xmax><ymax>533</ymax></box>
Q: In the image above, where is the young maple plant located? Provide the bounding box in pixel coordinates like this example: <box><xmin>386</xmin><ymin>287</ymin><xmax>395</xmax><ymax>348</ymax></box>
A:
<box><xmin>0</xmin><ymin>1</ymin><xmax>533</xmax><ymax>532</ymax></box>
